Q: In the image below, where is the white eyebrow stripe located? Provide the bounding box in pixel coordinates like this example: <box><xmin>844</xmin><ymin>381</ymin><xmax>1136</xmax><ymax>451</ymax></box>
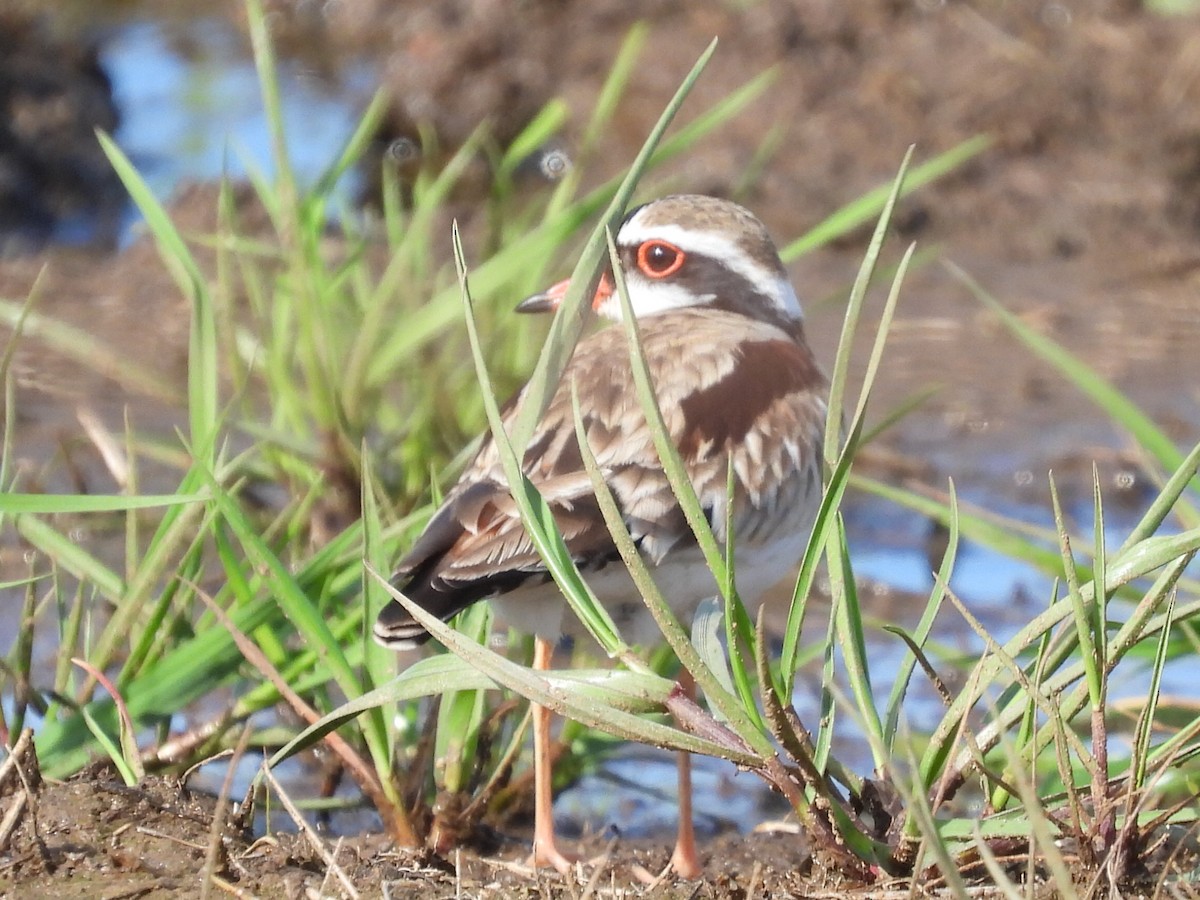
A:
<box><xmin>619</xmin><ymin>222</ymin><xmax>748</xmax><ymax>274</ymax></box>
<box><xmin>618</xmin><ymin>219</ymin><xmax>803</xmax><ymax>319</ymax></box>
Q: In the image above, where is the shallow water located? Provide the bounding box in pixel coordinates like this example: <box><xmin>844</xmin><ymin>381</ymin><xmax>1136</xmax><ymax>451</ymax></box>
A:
<box><xmin>100</xmin><ymin>16</ymin><xmax>369</xmax><ymax>238</ymax></box>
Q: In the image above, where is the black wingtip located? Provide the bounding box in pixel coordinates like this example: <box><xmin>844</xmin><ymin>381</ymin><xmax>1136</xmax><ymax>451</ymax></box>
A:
<box><xmin>373</xmin><ymin>599</ymin><xmax>433</xmax><ymax>650</ymax></box>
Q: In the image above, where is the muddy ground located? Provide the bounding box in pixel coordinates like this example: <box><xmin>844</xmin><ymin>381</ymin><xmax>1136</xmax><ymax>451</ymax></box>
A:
<box><xmin>3</xmin><ymin>761</ymin><xmax>1192</xmax><ymax>898</ymax></box>
<box><xmin>1</xmin><ymin>764</ymin><xmax>826</xmax><ymax>899</ymax></box>
<box><xmin>2</xmin><ymin>0</ymin><xmax>1200</xmax><ymax>896</ymax></box>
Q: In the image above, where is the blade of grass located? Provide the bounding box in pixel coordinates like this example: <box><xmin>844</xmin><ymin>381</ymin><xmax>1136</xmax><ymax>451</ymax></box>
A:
<box><xmin>1132</xmin><ymin>591</ymin><xmax>1175</xmax><ymax>791</ymax></box>
<box><xmin>510</xmin><ymin>38</ymin><xmax>719</xmax><ymax>453</ymax></box>
<box><xmin>96</xmin><ymin>132</ymin><xmax>217</xmax><ymax>456</ymax></box>
<box><xmin>779</xmin><ymin>175</ymin><xmax>915</xmax><ymax>690</ymax></box>
<box><xmin>15</xmin><ymin>516</ymin><xmax>124</xmax><ymax>599</ymax></box>
<box><xmin>453</xmin><ymin>223</ymin><xmax>625</xmax><ymax>655</ymax></box>
<box><xmin>883</xmin><ymin>479</ymin><xmax>960</xmax><ymax>748</ymax></box>
<box><xmin>1049</xmin><ymin>476</ymin><xmax>1103</xmax><ymax>718</ymax></box>
<box><xmin>949</xmin><ymin>260</ymin><xmax>1198</xmax><ymax>525</ymax></box>
<box><xmin>582</xmin><ymin>25</ymin><xmax>646</xmax><ymax>150</ymax></box>
<box><xmin>822</xmin><ymin>147</ymin><xmax>914</xmax><ymax>467</ymax></box>
<box><xmin>359</xmin><ymin>448</ymin><xmax>400</xmax><ymax>763</ymax></box>
<box><xmin>72</xmin><ymin>658</ymin><xmax>144</xmax><ymax>784</ymax></box>
<box><xmin>780</xmin><ymin>135</ymin><xmax>990</xmax><ymax>261</ymax></box>
<box><xmin>369</xmin><ymin>565</ymin><xmax>755</xmax><ymax>763</ymax></box>
<box><xmin>827</xmin><ymin>515</ymin><xmax>885</xmax><ymax>769</ymax></box>
<box><xmin>245</xmin><ymin>0</ymin><xmax>297</xmax><ymax>229</ymax></box>
<box><xmin>568</xmin><ymin>380</ymin><xmax>769</xmax><ymax>744</ymax></box>
<box><xmin>0</xmin><ymin>493</ymin><xmax>204</xmax><ymax>514</ymax></box>
<box><xmin>1119</xmin><ymin>439</ymin><xmax>1200</xmax><ymax>555</ymax></box>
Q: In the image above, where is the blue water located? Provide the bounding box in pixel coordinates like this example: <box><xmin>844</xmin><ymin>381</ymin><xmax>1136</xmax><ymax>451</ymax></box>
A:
<box><xmin>99</xmin><ymin>18</ymin><xmax>370</xmax><ymax>234</ymax></box>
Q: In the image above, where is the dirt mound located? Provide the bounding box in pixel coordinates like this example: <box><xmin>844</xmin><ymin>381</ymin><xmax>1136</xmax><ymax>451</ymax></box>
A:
<box><xmin>0</xmin><ymin>10</ymin><xmax>123</xmax><ymax>254</ymax></box>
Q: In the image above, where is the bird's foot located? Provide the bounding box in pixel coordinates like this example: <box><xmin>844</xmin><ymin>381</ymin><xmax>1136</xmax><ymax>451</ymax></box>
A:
<box><xmin>631</xmin><ymin>841</ymin><xmax>704</xmax><ymax>885</ymax></box>
<box><xmin>527</xmin><ymin>839</ymin><xmax>579</xmax><ymax>876</ymax></box>
<box><xmin>670</xmin><ymin>840</ymin><xmax>703</xmax><ymax>879</ymax></box>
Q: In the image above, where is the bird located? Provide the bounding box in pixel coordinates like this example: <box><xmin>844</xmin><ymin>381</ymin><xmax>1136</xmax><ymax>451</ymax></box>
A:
<box><xmin>374</xmin><ymin>194</ymin><xmax>828</xmax><ymax>878</ymax></box>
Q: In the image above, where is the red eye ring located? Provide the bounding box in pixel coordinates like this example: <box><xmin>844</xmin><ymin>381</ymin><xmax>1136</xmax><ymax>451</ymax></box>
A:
<box><xmin>636</xmin><ymin>240</ymin><xmax>685</xmax><ymax>278</ymax></box>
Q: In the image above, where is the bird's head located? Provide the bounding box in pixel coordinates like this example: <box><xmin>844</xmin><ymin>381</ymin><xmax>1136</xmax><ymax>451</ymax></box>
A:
<box><xmin>516</xmin><ymin>194</ymin><xmax>803</xmax><ymax>336</ymax></box>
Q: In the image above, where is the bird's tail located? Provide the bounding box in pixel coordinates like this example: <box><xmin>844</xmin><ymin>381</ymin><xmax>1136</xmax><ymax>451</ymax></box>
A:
<box><xmin>372</xmin><ymin>595</ymin><xmax>435</xmax><ymax>650</ymax></box>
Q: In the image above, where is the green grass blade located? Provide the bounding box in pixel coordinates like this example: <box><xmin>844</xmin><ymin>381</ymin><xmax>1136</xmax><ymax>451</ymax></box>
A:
<box><xmin>360</xmin><ymin>448</ymin><xmax>398</xmax><ymax>705</ymax></box>
<box><xmin>828</xmin><ymin>515</ymin><xmax>885</xmax><ymax>767</ymax></box>
<box><xmin>498</xmin><ymin>99</ymin><xmax>570</xmax><ymax>181</ymax></box>
<box><xmin>79</xmin><ymin>706</ymin><xmax>138</xmax><ymax>786</ymax></box>
<box><xmin>0</xmin><ymin>493</ymin><xmax>204</xmax><ymax>514</ymax></box>
<box><xmin>779</xmin><ymin>160</ymin><xmax>913</xmax><ymax>691</ymax></box>
<box><xmin>1049</xmin><ymin>476</ymin><xmax>1102</xmax><ymax>709</ymax></box>
<box><xmin>950</xmin><ymin>261</ymin><xmax>1198</xmax><ymax>526</ymax></box>
<box><xmin>454</xmin><ymin>224</ymin><xmax>626</xmax><ymax>654</ymax></box>
<box><xmin>883</xmin><ymin>480</ymin><xmax>960</xmax><ymax>747</ymax></box>
<box><xmin>245</xmin><ymin>0</ymin><xmax>296</xmax><ymax>219</ymax></box>
<box><xmin>15</xmin><ymin>516</ymin><xmax>123</xmax><ymax>599</ymax></box>
<box><xmin>823</xmin><ymin>145</ymin><xmax>913</xmax><ymax>467</ymax></box>
<box><xmin>203</xmin><ymin>473</ymin><xmax>362</xmax><ymax>700</ymax></box>
<box><xmin>435</xmin><ymin>605</ymin><xmax>491</xmax><ymax>794</ymax></box>
<box><xmin>812</xmin><ymin>587</ymin><xmax>839</xmax><ymax>774</ymax></box>
<box><xmin>37</xmin><ymin>590</ymin><xmax>285</xmax><ymax>777</ymax></box>
<box><xmin>372</xmin><ymin>565</ymin><xmax>756</xmax><ymax>764</ymax></box>
<box><xmin>577</xmin><ymin>23</ymin><xmax>648</xmax><ymax>161</ymax></box>
<box><xmin>271</xmin><ymin>651</ymin><xmax>679</xmax><ymax>766</ymax></box>
<box><xmin>1119</xmin><ymin>439</ymin><xmax>1200</xmax><ymax>555</ymax></box>
<box><xmin>1132</xmin><ymin>591</ymin><xmax>1175</xmax><ymax>789</ymax></box>
<box><xmin>312</xmin><ymin>88</ymin><xmax>390</xmax><ymax>199</ymax></box>
<box><xmin>568</xmin><ymin>382</ymin><xmax>768</xmax><ymax>744</ymax></box>
<box><xmin>510</xmin><ymin>38</ymin><xmax>718</xmax><ymax>453</ymax></box>
<box><xmin>721</xmin><ymin>457</ymin><xmax>763</xmax><ymax>727</ymax></box>
<box><xmin>1090</xmin><ymin>466</ymin><xmax>1109</xmax><ymax>676</ymax></box>
<box><xmin>780</xmin><ymin>135</ymin><xmax>991</xmax><ymax>261</ymax></box>
<box><xmin>917</xmin><ymin>524</ymin><xmax>1200</xmax><ymax>794</ymax></box>
<box><xmin>96</xmin><ymin>132</ymin><xmax>217</xmax><ymax>454</ymax></box>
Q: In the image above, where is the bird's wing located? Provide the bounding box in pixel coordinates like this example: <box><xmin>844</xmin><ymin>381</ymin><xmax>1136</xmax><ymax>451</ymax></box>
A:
<box><xmin>378</xmin><ymin>311</ymin><xmax>827</xmax><ymax>645</ymax></box>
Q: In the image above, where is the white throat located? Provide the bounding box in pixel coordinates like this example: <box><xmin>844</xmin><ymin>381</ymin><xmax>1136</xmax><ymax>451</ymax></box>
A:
<box><xmin>596</xmin><ymin>280</ymin><xmax>715</xmax><ymax>320</ymax></box>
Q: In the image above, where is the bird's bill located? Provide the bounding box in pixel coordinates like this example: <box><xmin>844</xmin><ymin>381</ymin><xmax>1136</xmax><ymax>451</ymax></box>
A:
<box><xmin>515</xmin><ymin>272</ymin><xmax>614</xmax><ymax>314</ymax></box>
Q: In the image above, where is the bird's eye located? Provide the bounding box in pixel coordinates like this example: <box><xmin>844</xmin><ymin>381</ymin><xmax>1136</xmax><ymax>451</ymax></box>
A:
<box><xmin>636</xmin><ymin>240</ymin><xmax>685</xmax><ymax>278</ymax></box>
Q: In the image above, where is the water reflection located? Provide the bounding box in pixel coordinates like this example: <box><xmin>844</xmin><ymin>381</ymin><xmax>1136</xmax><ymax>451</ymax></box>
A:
<box><xmin>100</xmin><ymin>17</ymin><xmax>370</xmax><ymax>236</ymax></box>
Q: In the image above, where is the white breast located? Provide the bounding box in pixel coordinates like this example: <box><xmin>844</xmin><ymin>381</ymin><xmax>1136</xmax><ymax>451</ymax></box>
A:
<box><xmin>490</xmin><ymin>493</ymin><xmax>817</xmax><ymax>649</ymax></box>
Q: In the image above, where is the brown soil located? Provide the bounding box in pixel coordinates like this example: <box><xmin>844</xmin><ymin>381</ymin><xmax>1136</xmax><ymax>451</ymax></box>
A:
<box><xmin>5</xmin><ymin>764</ymin><xmax>1192</xmax><ymax>898</ymax></box>
<box><xmin>0</xmin><ymin>9</ymin><xmax>123</xmax><ymax>253</ymax></box>
<box><xmin>1</xmin><ymin>765</ymin><xmax>828</xmax><ymax>898</ymax></box>
<box><xmin>2</xmin><ymin>0</ymin><xmax>1199</xmax><ymax>897</ymax></box>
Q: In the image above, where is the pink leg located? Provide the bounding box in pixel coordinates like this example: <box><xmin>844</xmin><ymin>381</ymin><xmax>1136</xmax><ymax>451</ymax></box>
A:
<box><xmin>670</xmin><ymin>668</ymin><xmax>702</xmax><ymax>878</ymax></box>
<box><xmin>528</xmin><ymin>636</ymin><xmax>576</xmax><ymax>874</ymax></box>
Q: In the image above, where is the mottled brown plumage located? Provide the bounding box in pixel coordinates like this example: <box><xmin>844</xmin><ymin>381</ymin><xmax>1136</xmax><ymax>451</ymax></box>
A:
<box><xmin>378</xmin><ymin>309</ymin><xmax>826</xmax><ymax>646</ymax></box>
<box><xmin>375</xmin><ymin>195</ymin><xmax>827</xmax><ymax>650</ymax></box>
